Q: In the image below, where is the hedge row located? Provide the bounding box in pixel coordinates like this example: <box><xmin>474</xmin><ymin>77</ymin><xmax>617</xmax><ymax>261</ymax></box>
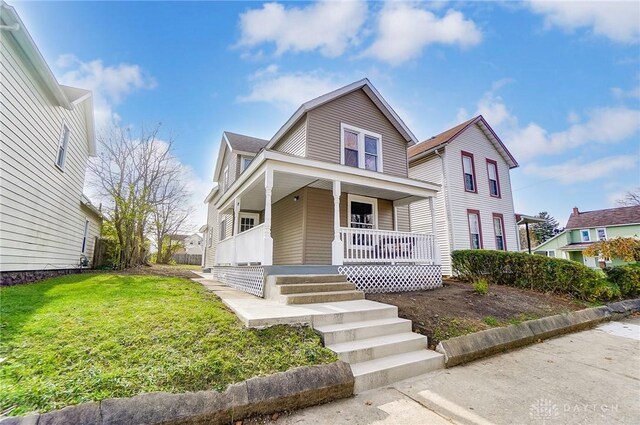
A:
<box><xmin>451</xmin><ymin>250</ymin><xmax>623</xmax><ymax>301</ymax></box>
<box><xmin>604</xmin><ymin>263</ymin><xmax>640</xmax><ymax>298</ymax></box>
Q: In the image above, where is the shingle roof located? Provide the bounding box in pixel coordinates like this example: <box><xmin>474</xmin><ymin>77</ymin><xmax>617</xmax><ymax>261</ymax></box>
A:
<box><xmin>565</xmin><ymin>205</ymin><xmax>640</xmax><ymax>229</ymax></box>
<box><xmin>407</xmin><ymin>117</ymin><xmax>476</xmax><ymax>158</ymax></box>
<box><xmin>224</xmin><ymin>131</ymin><xmax>268</xmax><ymax>153</ymax></box>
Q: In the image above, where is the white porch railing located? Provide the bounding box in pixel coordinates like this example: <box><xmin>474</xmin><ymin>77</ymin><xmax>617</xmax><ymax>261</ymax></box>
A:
<box><xmin>215</xmin><ymin>224</ymin><xmax>265</xmax><ymax>265</ymax></box>
<box><xmin>340</xmin><ymin>227</ymin><xmax>436</xmax><ymax>264</ymax></box>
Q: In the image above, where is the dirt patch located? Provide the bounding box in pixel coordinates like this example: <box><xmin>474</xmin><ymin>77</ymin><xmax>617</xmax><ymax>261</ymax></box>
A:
<box><xmin>366</xmin><ymin>279</ymin><xmax>585</xmax><ymax>348</ymax></box>
<box><xmin>109</xmin><ymin>264</ymin><xmax>202</xmax><ymax>280</ymax></box>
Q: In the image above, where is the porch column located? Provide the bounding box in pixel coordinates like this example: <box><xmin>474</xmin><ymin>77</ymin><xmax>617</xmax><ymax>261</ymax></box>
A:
<box><xmin>232</xmin><ymin>197</ymin><xmax>240</xmax><ymax>265</ymax></box>
<box><xmin>429</xmin><ymin>196</ymin><xmax>441</xmax><ymax>265</ymax></box>
<box><xmin>263</xmin><ymin>168</ymin><xmax>274</xmax><ymax>266</ymax></box>
<box><xmin>331</xmin><ymin>180</ymin><xmax>343</xmax><ymax>265</ymax></box>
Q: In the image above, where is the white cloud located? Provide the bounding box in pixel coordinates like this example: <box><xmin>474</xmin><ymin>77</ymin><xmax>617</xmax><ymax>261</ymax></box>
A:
<box><xmin>237</xmin><ymin>67</ymin><xmax>347</xmax><ymax>109</ymax></box>
<box><xmin>363</xmin><ymin>4</ymin><xmax>482</xmax><ymax>64</ymax></box>
<box><xmin>56</xmin><ymin>54</ymin><xmax>156</xmax><ymax>130</ymax></box>
<box><xmin>612</xmin><ymin>84</ymin><xmax>640</xmax><ymax>99</ymax></box>
<box><xmin>528</xmin><ymin>0</ymin><xmax>640</xmax><ymax>43</ymax></box>
<box><xmin>461</xmin><ymin>83</ymin><xmax>640</xmax><ymax>160</ymax></box>
<box><xmin>524</xmin><ymin>155</ymin><xmax>639</xmax><ymax>184</ymax></box>
<box><xmin>237</xmin><ymin>0</ymin><xmax>367</xmax><ymax>57</ymax></box>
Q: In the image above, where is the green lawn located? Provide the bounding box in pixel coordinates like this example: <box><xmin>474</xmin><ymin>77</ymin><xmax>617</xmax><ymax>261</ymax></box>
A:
<box><xmin>0</xmin><ymin>274</ymin><xmax>336</xmax><ymax>416</ymax></box>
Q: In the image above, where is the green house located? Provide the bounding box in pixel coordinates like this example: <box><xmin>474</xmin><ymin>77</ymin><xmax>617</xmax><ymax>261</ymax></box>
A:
<box><xmin>532</xmin><ymin>206</ymin><xmax>640</xmax><ymax>268</ymax></box>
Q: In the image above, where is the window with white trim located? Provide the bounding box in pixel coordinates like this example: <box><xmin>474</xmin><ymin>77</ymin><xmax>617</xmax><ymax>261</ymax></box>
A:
<box><xmin>580</xmin><ymin>229</ymin><xmax>591</xmax><ymax>242</ymax></box>
<box><xmin>596</xmin><ymin>228</ymin><xmax>607</xmax><ymax>241</ymax></box>
<box><xmin>240</xmin><ymin>156</ymin><xmax>253</xmax><ymax>172</ymax></box>
<box><xmin>56</xmin><ymin>123</ymin><xmax>70</xmax><ymax>170</ymax></box>
<box><xmin>239</xmin><ymin>212</ymin><xmax>260</xmax><ymax>233</ymax></box>
<box><xmin>81</xmin><ymin>218</ymin><xmax>89</xmax><ymax>253</ymax></box>
<box><xmin>219</xmin><ymin>219</ymin><xmax>227</xmax><ymax>241</ymax></box>
<box><xmin>462</xmin><ymin>152</ymin><xmax>476</xmax><ymax>192</ymax></box>
<box><xmin>222</xmin><ymin>167</ymin><xmax>229</xmax><ymax>192</ymax></box>
<box><xmin>348</xmin><ymin>194</ymin><xmax>377</xmax><ymax>229</ymax></box>
<box><xmin>340</xmin><ymin>124</ymin><xmax>382</xmax><ymax>172</ymax></box>
<box><xmin>468</xmin><ymin>210</ymin><xmax>482</xmax><ymax>249</ymax></box>
<box><xmin>534</xmin><ymin>250</ymin><xmax>556</xmax><ymax>257</ymax></box>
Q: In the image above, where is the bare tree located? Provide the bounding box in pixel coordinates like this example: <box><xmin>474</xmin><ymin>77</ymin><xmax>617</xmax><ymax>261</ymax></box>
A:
<box><xmin>616</xmin><ymin>187</ymin><xmax>640</xmax><ymax>206</ymax></box>
<box><xmin>88</xmin><ymin>123</ymin><xmax>193</xmax><ymax>269</ymax></box>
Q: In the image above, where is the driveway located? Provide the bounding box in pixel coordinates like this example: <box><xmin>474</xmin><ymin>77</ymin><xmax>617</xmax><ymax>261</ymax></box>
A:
<box><xmin>259</xmin><ymin>317</ymin><xmax>640</xmax><ymax>425</ymax></box>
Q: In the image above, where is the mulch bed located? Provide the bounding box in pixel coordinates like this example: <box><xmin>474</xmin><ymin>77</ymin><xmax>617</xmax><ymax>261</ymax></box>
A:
<box><xmin>366</xmin><ymin>279</ymin><xmax>585</xmax><ymax>348</ymax></box>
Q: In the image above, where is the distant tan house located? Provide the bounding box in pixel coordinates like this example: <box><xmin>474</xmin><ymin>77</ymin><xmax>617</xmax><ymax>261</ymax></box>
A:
<box><xmin>169</xmin><ymin>233</ymin><xmax>203</xmax><ymax>255</ymax></box>
<box><xmin>0</xmin><ymin>2</ymin><xmax>101</xmax><ymax>284</ymax></box>
<box><xmin>202</xmin><ymin>79</ymin><xmax>442</xmax><ymax>296</ymax></box>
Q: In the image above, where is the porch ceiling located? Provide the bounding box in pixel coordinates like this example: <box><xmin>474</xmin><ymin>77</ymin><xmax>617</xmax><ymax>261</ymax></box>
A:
<box><xmin>308</xmin><ymin>179</ymin><xmax>422</xmax><ymax>202</ymax></box>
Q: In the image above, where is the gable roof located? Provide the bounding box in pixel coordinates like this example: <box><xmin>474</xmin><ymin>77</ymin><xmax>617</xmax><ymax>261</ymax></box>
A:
<box><xmin>266</xmin><ymin>78</ymin><xmax>419</xmax><ymax>150</ymax></box>
<box><xmin>224</xmin><ymin>131</ymin><xmax>268</xmax><ymax>153</ymax></box>
<box><xmin>408</xmin><ymin>115</ymin><xmax>518</xmax><ymax>169</ymax></box>
<box><xmin>1</xmin><ymin>1</ymin><xmax>96</xmax><ymax>155</ymax></box>
<box><xmin>566</xmin><ymin>205</ymin><xmax>640</xmax><ymax>229</ymax></box>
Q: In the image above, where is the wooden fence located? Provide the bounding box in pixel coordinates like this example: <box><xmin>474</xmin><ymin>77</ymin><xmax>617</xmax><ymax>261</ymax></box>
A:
<box><xmin>171</xmin><ymin>253</ymin><xmax>202</xmax><ymax>265</ymax></box>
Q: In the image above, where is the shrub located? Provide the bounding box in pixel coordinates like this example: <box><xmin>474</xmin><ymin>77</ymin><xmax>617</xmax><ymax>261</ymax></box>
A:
<box><xmin>604</xmin><ymin>263</ymin><xmax>640</xmax><ymax>298</ymax></box>
<box><xmin>473</xmin><ymin>278</ymin><xmax>489</xmax><ymax>295</ymax></box>
<box><xmin>451</xmin><ymin>250</ymin><xmax>602</xmax><ymax>300</ymax></box>
<box><xmin>586</xmin><ymin>279</ymin><xmax>622</xmax><ymax>302</ymax></box>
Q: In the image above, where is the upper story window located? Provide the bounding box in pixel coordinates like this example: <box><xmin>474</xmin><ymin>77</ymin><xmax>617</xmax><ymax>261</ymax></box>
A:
<box><xmin>222</xmin><ymin>166</ymin><xmax>229</xmax><ymax>192</ymax></box>
<box><xmin>486</xmin><ymin>159</ymin><xmax>500</xmax><ymax>198</ymax></box>
<box><xmin>461</xmin><ymin>151</ymin><xmax>477</xmax><ymax>193</ymax></box>
<box><xmin>580</xmin><ymin>229</ymin><xmax>591</xmax><ymax>242</ymax></box>
<box><xmin>596</xmin><ymin>228</ymin><xmax>607</xmax><ymax>241</ymax></box>
<box><xmin>467</xmin><ymin>209</ymin><xmax>483</xmax><ymax>249</ymax></box>
<box><xmin>240</xmin><ymin>156</ymin><xmax>253</xmax><ymax>172</ymax></box>
<box><xmin>56</xmin><ymin>123</ymin><xmax>70</xmax><ymax>170</ymax></box>
<box><xmin>493</xmin><ymin>213</ymin><xmax>506</xmax><ymax>250</ymax></box>
<box><xmin>340</xmin><ymin>124</ymin><xmax>383</xmax><ymax>172</ymax></box>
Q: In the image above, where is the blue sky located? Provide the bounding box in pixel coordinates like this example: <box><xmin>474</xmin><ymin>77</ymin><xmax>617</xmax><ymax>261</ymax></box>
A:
<box><xmin>13</xmin><ymin>1</ymin><xmax>640</xmax><ymax>228</ymax></box>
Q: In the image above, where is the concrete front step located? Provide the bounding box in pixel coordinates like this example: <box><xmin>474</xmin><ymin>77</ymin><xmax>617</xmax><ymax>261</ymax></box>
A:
<box><xmin>278</xmin><ymin>282</ymin><xmax>356</xmax><ymax>295</ymax></box>
<box><xmin>316</xmin><ymin>317</ymin><xmax>412</xmax><ymax>345</ymax></box>
<box><xmin>283</xmin><ymin>290</ymin><xmax>364</xmax><ymax>305</ymax></box>
<box><xmin>311</xmin><ymin>301</ymin><xmax>399</xmax><ymax>327</ymax></box>
<box><xmin>350</xmin><ymin>350</ymin><xmax>445</xmax><ymax>393</ymax></box>
<box><xmin>326</xmin><ymin>332</ymin><xmax>427</xmax><ymax>363</ymax></box>
<box><xmin>275</xmin><ymin>274</ymin><xmax>348</xmax><ymax>285</ymax></box>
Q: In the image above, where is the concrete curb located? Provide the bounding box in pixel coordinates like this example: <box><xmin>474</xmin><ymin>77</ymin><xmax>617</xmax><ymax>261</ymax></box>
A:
<box><xmin>436</xmin><ymin>298</ymin><xmax>640</xmax><ymax>368</ymax></box>
<box><xmin>1</xmin><ymin>361</ymin><xmax>354</xmax><ymax>425</ymax></box>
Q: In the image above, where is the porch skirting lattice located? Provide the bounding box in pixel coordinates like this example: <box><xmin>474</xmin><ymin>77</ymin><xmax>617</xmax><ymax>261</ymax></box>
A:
<box><xmin>338</xmin><ymin>264</ymin><xmax>442</xmax><ymax>293</ymax></box>
<box><xmin>213</xmin><ymin>266</ymin><xmax>264</xmax><ymax>297</ymax></box>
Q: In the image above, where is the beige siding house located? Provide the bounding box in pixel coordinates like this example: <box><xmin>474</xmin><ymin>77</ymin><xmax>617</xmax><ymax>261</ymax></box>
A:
<box><xmin>408</xmin><ymin>116</ymin><xmax>520</xmax><ymax>275</ymax></box>
<box><xmin>203</xmin><ymin>79</ymin><xmax>442</xmax><ymax>296</ymax></box>
<box><xmin>0</xmin><ymin>2</ymin><xmax>101</xmax><ymax>284</ymax></box>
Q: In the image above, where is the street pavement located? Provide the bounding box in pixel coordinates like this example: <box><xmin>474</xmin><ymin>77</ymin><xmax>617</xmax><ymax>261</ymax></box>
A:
<box><xmin>258</xmin><ymin>316</ymin><xmax>640</xmax><ymax>425</ymax></box>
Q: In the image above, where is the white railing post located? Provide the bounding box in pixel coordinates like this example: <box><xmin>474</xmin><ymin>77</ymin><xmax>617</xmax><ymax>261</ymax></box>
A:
<box><xmin>332</xmin><ymin>180</ymin><xmax>343</xmax><ymax>265</ymax></box>
<box><xmin>429</xmin><ymin>196</ymin><xmax>440</xmax><ymax>265</ymax></box>
<box><xmin>231</xmin><ymin>197</ymin><xmax>240</xmax><ymax>265</ymax></box>
<box><xmin>263</xmin><ymin>168</ymin><xmax>274</xmax><ymax>266</ymax></box>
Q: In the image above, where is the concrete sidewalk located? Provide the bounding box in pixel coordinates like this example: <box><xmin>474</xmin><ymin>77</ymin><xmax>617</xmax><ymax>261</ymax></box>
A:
<box><xmin>255</xmin><ymin>317</ymin><xmax>640</xmax><ymax>425</ymax></box>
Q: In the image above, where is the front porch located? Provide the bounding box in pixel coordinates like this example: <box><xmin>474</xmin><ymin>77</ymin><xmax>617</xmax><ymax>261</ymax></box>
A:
<box><xmin>210</xmin><ymin>156</ymin><xmax>442</xmax><ymax>296</ymax></box>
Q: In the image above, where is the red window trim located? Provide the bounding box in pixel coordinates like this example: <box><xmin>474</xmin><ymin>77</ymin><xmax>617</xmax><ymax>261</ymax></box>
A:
<box><xmin>492</xmin><ymin>212</ymin><xmax>507</xmax><ymax>251</ymax></box>
<box><xmin>461</xmin><ymin>151</ymin><xmax>477</xmax><ymax>194</ymax></box>
<box><xmin>467</xmin><ymin>209</ymin><xmax>483</xmax><ymax>249</ymax></box>
<box><xmin>486</xmin><ymin>158</ymin><xmax>501</xmax><ymax>198</ymax></box>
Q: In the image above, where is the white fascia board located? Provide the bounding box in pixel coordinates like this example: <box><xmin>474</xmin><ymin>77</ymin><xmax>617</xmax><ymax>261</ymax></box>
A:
<box><xmin>265</xmin><ymin>78</ymin><xmax>418</xmax><ymax>150</ymax></box>
<box><xmin>204</xmin><ymin>185</ymin><xmax>219</xmax><ymax>204</ymax></box>
<box><xmin>530</xmin><ymin>230</ymin><xmax>567</xmax><ymax>251</ymax></box>
<box><xmin>212</xmin><ymin>136</ymin><xmax>229</xmax><ymax>182</ymax></box>
<box><xmin>1</xmin><ymin>2</ymin><xmax>72</xmax><ymax>109</ymax></box>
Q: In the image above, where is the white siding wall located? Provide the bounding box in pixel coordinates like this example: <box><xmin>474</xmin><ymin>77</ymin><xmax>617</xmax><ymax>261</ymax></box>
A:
<box><xmin>0</xmin><ymin>32</ymin><xmax>93</xmax><ymax>271</ymax></box>
<box><xmin>444</xmin><ymin>125</ymin><xmax>518</xmax><ymax>255</ymax></box>
<box><xmin>409</xmin><ymin>154</ymin><xmax>453</xmax><ymax>274</ymax></box>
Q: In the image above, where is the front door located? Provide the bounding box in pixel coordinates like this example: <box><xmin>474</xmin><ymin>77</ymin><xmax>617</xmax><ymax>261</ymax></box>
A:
<box><xmin>583</xmin><ymin>255</ymin><xmax>597</xmax><ymax>268</ymax></box>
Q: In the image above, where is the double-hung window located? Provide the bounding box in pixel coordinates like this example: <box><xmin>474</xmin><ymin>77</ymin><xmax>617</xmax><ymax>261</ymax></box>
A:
<box><xmin>486</xmin><ymin>159</ymin><xmax>500</xmax><ymax>197</ymax></box>
<box><xmin>596</xmin><ymin>228</ymin><xmax>607</xmax><ymax>241</ymax></box>
<box><xmin>467</xmin><ymin>209</ymin><xmax>483</xmax><ymax>249</ymax></box>
<box><xmin>580</xmin><ymin>229</ymin><xmax>591</xmax><ymax>242</ymax></box>
<box><xmin>341</xmin><ymin>124</ymin><xmax>382</xmax><ymax>172</ymax></box>
<box><xmin>240</xmin><ymin>156</ymin><xmax>253</xmax><ymax>173</ymax></box>
<box><xmin>461</xmin><ymin>152</ymin><xmax>476</xmax><ymax>193</ymax></box>
<box><xmin>56</xmin><ymin>123</ymin><xmax>70</xmax><ymax>170</ymax></box>
<box><xmin>493</xmin><ymin>213</ymin><xmax>506</xmax><ymax>250</ymax></box>
<box><xmin>239</xmin><ymin>213</ymin><xmax>260</xmax><ymax>233</ymax></box>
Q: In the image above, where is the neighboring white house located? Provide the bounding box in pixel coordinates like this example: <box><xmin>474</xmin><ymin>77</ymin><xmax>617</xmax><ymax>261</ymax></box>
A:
<box><xmin>407</xmin><ymin>115</ymin><xmax>520</xmax><ymax>275</ymax></box>
<box><xmin>0</xmin><ymin>2</ymin><xmax>100</xmax><ymax>284</ymax></box>
<box><xmin>169</xmin><ymin>233</ymin><xmax>203</xmax><ymax>255</ymax></box>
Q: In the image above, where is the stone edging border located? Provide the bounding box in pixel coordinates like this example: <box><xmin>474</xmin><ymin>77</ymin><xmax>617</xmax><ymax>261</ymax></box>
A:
<box><xmin>436</xmin><ymin>298</ymin><xmax>640</xmax><ymax>368</ymax></box>
<box><xmin>1</xmin><ymin>361</ymin><xmax>354</xmax><ymax>425</ymax></box>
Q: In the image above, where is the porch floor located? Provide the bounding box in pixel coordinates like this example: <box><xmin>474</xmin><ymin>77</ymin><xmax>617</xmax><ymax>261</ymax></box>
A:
<box><xmin>193</xmin><ymin>272</ymin><xmax>398</xmax><ymax>328</ymax></box>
